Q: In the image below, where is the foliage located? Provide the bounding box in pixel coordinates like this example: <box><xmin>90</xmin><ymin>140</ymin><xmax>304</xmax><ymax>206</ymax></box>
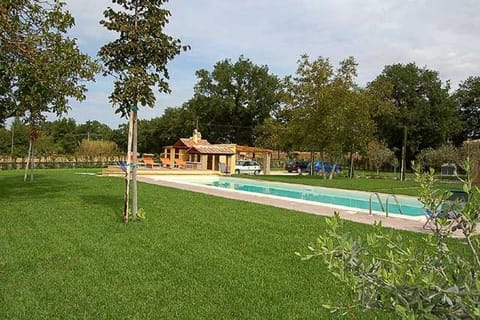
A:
<box><xmin>129</xmin><ymin>207</ymin><xmax>146</xmax><ymax>220</ymax></box>
<box><xmin>34</xmin><ymin>136</ymin><xmax>58</xmax><ymax>158</ymax></box>
<box><xmin>98</xmin><ymin>0</ymin><xmax>189</xmax><ymax>116</ymax></box>
<box><xmin>416</xmin><ymin>144</ymin><xmax>459</xmax><ymax>170</ymax></box>
<box><xmin>44</xmin><ymin>118</ymin><xmax>78</xmax><ymax>154</ymax></box>
<box><xmin>370</xmin><ymin>63</ymin><xmax>461</xmax><ymax>163</ymax></box>
<box><xmin>76</xmin><ymin>139</ymin><xmax>118</xmax><ymax>160</ymax></box>
<box><xmin>1</xmin><ymin>0</ymin><xmax>99</xmax><ymax>181</ymax></box>
<box><xmin>298</xmin><ymin>160</ymin><xmax>480</xmax><ymax>319</ymax></box>
<box><xmin>186</xmin><ymin>55</ymin><xmax>282</xmax><ymax>145</ymax></box>
<box><xmin>0</xmin><ymin>0</ymin><xmax>99</xmax><ymax>120</ymax></box>
<box><xmin>99</xmin><ymin>0</ymin><xmax>189</xmax><ymax>221</ymax></box>
<box><xmin>460</xmin><ymin>141</ymin><xmax>480</xmax><ymax>169</ymax></box>
<box><xmin>455</xmin><ymin>76</ymin><xmax>480</xmax><ymax>141</ymax></box>
<box><xmin>283</xmin><ymin>55</ymin><xmax>385</xmax><ymax>177</ymax></box>
<box><xmin>253</xmin><ymin>117</ymin><xmax>290</xmax><ymax>152</ymax></box>
<box><xmin>76</xmin><ymin>120</ymin><xmax>115</xmax><ymax>141</ymax></box>
<box><xmin>413</xmin><ymin>163</ymin><xmax>451</xmax><ymax>234</ymax></box>
<box><xmin>0</xmin><ymin>118</ymin><xmax>124</xmax><ymax>159</ymax></box>
<box><xmin>366</xmin><ymin>139</ymin><xmax>395</xmax><ymax>174</ymax></box>
<box><xmin>136</xmin><ymin>106</ymin><xmax>196</xmax><ymax>153</ymax></box>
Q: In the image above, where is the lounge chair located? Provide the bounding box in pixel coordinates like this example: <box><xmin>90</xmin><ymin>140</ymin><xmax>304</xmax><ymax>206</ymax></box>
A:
<box><xmin>175</xmin><ymin>158</ymin><xmax>186</xmax><ymax>169</ymax></box>
<box><xmin>142</xmin><ymin>157</ymin><xmax>161</xmax><ymax>168</ymax></box>
<box><xmin>160</xmin><ymin>158</ymin><xmax>171</xmax><ymax>168</ymax></box>
<box><xmin>423</xmin><ymin>190</ymin><xmax>467</xmax><ymax>230</ymax></box>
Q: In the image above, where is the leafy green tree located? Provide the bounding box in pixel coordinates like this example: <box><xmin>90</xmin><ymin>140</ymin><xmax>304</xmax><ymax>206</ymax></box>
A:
<box><xmin>76</xmin><ymin>120</ymin><xmax>114</xmax><ymax>141</ymax></box>
<box><xmin>1</xmin><ymin>1</ymin><xmax>99</xmax><ymax>180</ymax></box>
<box><xmin>35</xmin><ymin>136</ymin><xmax>58</xmax><ymax>160</ymax></box>
<box><xmin>98</xmin><ymin>0</ymin><xmax>189</xmax><ymax>221</ymax></box>
<box><xmin>44</xmin><ymin>118</ymin><xmax>78</xmax><ymax>155</ymax></box>
<box><xmin>0</xmin><ymin>127</ymin><xmax>10</xmax><ymax>156</ymax></box>
<box><xmin>455</xmin><ymin>76</ymin><xmax>480</xmax><ymax>141</ymax></box>
<box><xmin>366</xmin><ymin>139</ymin><xmax>394</xmax><ymax>174</ymax></box>
<box><xmin>370</xmin><ymin>63</ymin><xmax>461</xmax><ymax>163</ymax></box>
<box><xmin>137</xmin><ymin>106</ymin><xmax>196</xmax><ymax>154</ymax></box>
<box><xmin>9</xmin><ymin>118</ymin><xmax>29</xmax><ymax>159</ymax></box>
<box><xmin>111</xmin><ymin>124</ymin><xmax>128</xmax><ymax>152</ymax></box>
<box><xmin>187</xmin><ymin>56</ymin><xmax>282</xmax><ymax>145</ymax></box>
<box><xmin>253</xmin><ymin>117</ymin><xmax>290</xmax><ymax>157</ymax></box>
<box><xmin>283</xmin><ymin>55</ymin><xmax>379</xmax><ymax>178</ymax></box>
<box><xmin>416</xmin><ymin>144</ymin><xmax>459</xmax><ymax>170</ymax></box>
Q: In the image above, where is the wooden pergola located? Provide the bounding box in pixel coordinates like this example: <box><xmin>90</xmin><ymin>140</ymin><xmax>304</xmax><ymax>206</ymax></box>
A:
<box><xmin>236</xmin><ymin>145</ymin><xmax>273</xmax><ymax>175</ymax></box>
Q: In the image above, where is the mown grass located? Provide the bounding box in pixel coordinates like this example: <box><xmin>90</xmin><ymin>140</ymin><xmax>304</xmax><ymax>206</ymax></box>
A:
<box><xmin>244</xmin><ymin>173</ymin><xmax>463</xmax><ymax>197</ymax></box>
<box><xmin>0</xmin><ymin>169</ymin><xmax>470</xmax><ymax>319</ymax></box>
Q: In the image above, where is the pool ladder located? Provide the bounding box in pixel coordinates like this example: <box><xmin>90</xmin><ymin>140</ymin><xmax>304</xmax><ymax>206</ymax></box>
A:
<box><xmin>369</xmin><ymin>193</ymin><xmax>404</xmax><ymax>217</ymax></box>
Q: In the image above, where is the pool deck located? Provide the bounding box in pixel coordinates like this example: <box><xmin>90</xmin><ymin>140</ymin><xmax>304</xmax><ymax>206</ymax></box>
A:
<box><xmin>138</xmin><ymin>175</ymin><xmax>432</xmax><ymax>234</ymax></box>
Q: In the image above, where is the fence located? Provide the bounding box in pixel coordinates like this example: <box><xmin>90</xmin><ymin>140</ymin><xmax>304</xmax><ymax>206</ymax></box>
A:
<box><xmin>0</xmin><ymin>161</ymin><xmax>118</xmax><ymax>170</ymax></box>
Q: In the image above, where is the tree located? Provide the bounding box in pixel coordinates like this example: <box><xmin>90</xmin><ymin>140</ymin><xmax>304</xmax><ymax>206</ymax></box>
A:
<box><xmin>77</xmin><ymin>120</ymin><xmax>114</xmax><ymax>142</ymax></box>
<box><xmin>1</xmin><ymin>0</ymin><xmax>99</xmax><ymax>180</ymax></box>
<box><xmin>111</xmin><ymin>124</ymin><xmax>128</xmax><ymax>152</ymax></box>
<box><xmin>455</xmin><ymin>76</ymin><xmax>480</xmax><ymax>141</ymax></box>
<box><xmin>416</xmin><ymin>144</ymin><xmax>459</xmax><ymax>170</ymax></box>
<box><xmin>45</xmin><ymin>118</ymin><xmax>78</xmax><ymax>155</ymax></box>
<box><xmin>253</xmin><ymin>117</ymin><xmax>291</xmax><ymax>158</ymax></box>
<box><xmin>9</xmin><ymin>118</ymin><xmax>29</xmax><ymax>159</ymax></box>
<box><xmin>187</xmin><ymin>56</ymin><xmax>282</xmax><ymax>145</ymax></box>
<box><xmin>366</xmin><ymin>139</ymin><xmax>394</xmax><ymax>174</ymax></box>
<box><xmin>98</xmin><ymin>0</ymin><xmax>189</xmax><ymax>222</ymax></box>
<box><xmin>370</xmin><ymin>63</ymin><xmax>461</xmax><ymax>163</ymax></box>
<box><xmin>137</xmin><ymin>106</ymin><xmax>196</xmax><ymax>154</ymax></box>
<box><xmin>283</xmin><ymin>55</ymin><xmax>379</xmax><ymax>178</ymax></box>
<box><xmin>0</xmin><ymin>127</ymin><xmax>10</xmax><ymax>156</ymax></box>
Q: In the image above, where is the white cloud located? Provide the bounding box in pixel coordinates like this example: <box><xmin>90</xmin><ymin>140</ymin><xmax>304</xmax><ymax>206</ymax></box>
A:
<box><xmin>60</xmin><ymin>0</ymin><xmax>480</xmax><ymax>127</ymax></box>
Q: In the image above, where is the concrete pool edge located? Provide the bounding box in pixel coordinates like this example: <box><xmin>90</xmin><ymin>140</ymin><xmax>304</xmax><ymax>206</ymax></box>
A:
<box><xmin>138</xmin><ymin>175</ymin><xmax>430</xmax><ymax>234</ymax></box>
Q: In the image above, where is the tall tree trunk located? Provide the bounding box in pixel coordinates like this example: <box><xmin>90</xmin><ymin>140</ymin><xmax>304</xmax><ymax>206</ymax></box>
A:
<box><xmin>348</xmin><ymin>145</ymin><xmax>354</xmax><ymax>179</ymax></box>
<box><xmin>30</xmin><ymin>141</ymin><xmax>35</xmax><ymax>181</ymax></box>
<box><xmin>24</xmin><ymin>139</ymin><xmax>32</xmax><ymax>182</ymax></box>
<box><xmin>310</xmin><ymin>150</ymin><xmax>314</xmax><ymax>175</ymax></box>
<box><xmin>124</xmin><ymin>111</ymin><xmax>135</xmax><ymax>222</ymax></box>
<box><xmin>401</xmin><ymin>126</ymin><xmax>407</xmax><ymax>181</ymax></box>
<box><xmin>132</xmin><ymin>110</ymin><xmax>138</xmax><ymax>219</ymax></box>
<box><xmin>320</xmin><ymin>150</ymin><xmax>326</xmax><ymax>179</ymax></box>
<box><xmin>328</xmin><ymin>164</ymin><xmax>336</xmax><ymax>180</ymax></box>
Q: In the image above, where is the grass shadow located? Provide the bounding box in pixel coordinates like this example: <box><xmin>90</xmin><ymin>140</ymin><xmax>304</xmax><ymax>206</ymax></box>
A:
<box><xmin>0</xmin><ymin>174</ymin><xmax>79</xmax><ymax>202</ymax></box>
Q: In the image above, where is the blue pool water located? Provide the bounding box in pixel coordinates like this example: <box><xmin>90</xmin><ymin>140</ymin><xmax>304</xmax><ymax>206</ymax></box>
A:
<box><xmin>207</xmin><ymin>177</ymin><xmax>424</xmax><ymax>217</ymax></box>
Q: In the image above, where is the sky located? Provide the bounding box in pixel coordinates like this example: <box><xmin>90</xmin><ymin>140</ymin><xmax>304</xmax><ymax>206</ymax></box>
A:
<box><xmin>59</xmin><ymin>0</ymin><xmax>480</xmax><ymax>128</ymax></box>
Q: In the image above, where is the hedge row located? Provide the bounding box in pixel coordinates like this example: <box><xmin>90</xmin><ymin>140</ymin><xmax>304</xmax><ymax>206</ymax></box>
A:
<box><xmin>0</xmin><ymin>161</ymin><xmax>112</xmax><ymax>170</ymax></box>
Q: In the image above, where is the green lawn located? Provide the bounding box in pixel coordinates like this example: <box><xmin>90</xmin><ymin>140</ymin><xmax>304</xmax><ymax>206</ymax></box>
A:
<box><xmin>0</xmin><ymin>169</ymin><xmax>469</xmax><ymax>319</ymax></box>
<box><xmin>243</xmin><ymin>173</ymin><xmax>463</xmax><ymax>197</ymax></box>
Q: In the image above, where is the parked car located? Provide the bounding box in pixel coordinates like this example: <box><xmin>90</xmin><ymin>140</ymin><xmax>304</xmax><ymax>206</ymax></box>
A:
<box><xmin>285</xmin><ymin>160</ymin><xmax>310</xmax><ymax>173</ymax></box>
<box><xmin>235</xmin><ymin>160</ymin><xmax>261</xmax><ymax>175</ymax></box>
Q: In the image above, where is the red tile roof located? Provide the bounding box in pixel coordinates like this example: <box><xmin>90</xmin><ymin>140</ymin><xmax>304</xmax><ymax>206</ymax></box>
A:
<box><xmin>187</xmin><ymin>144</ymin><xmax>235</xmax><ymax>155</ymax></box>
<box><xmin>175</xmin><ymin>138</ymin><xmax>210</xmax><ymax>148</ymax></box>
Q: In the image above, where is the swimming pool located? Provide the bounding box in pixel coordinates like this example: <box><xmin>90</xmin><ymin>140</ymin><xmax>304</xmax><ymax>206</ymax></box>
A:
<box><xmin>154</xmin><ymin>176</ymin><xmax>425</xmax><ymax>217</ymax></box>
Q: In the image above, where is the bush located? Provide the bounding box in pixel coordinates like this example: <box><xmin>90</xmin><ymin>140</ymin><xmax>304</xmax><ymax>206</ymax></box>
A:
<box><xmin>298</xmin><ymin>159</ymin><xmax>480</xmax><ymax>319</ymax></box>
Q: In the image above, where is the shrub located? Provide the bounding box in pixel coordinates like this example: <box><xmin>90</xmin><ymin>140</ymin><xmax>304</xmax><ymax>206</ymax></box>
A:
<box><xmin>298</xmin><ymin>159</ymin><xmax>480</xmax><ymax>319</ymax></box>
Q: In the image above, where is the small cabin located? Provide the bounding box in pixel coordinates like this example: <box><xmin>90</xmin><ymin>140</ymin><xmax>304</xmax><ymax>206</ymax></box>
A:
<box><xmin>163</xmin><ymin>129</ymin><xmax>272</xmax><ymax>174</ymax></box>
